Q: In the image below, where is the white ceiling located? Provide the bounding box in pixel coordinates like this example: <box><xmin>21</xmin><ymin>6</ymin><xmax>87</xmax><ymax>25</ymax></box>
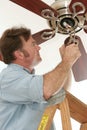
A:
<box><xmin>0</xmin><ymin>0</ymin><xmax>87</xmax><ymax>129</ymax></box>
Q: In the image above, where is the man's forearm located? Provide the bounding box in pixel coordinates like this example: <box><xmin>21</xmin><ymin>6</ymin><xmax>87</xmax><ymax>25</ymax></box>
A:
<box><xmin>43</xmin><ymin>60</ymin><xmax>71</xmax><ymax>99</ymax></box>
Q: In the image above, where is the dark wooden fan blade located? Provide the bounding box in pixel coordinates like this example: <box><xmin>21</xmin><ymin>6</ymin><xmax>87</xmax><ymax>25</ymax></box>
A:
<box><xmin>10</xmin><ymin>0</ymin><xmax>58</xmax><ymax>18</ymax></box>
<box><xmin>84</xmin><ymin>21</ymin><xmax>87</xmax><ymax>33</ymax></box>
<box><xmin>69</xmin><ymin>0</ymin><xmax>87</xmax><ymax>15</ymax></box>
<box><xmin>64</xmin><ymin>36</ymin><xmax>87</xmax><ymax>82</ymax></box>
<box><xmin>0</xmin><ymin>55</ymin><xmax>2</xmax><ymax>61</ymax></box>
<box><xmin>72</xmin><ymin>36</ymin><xmax>87</xmax><ymax>81</ymax></box>
<box><xmin>32</xmin><ymin>29</ymin><xmax>55</xmax><ymax>45</ymax></box>
<box><xmin>84</xmin><ymin>12</ymin><xmax>87</xmax><ymax>33</ymax></box>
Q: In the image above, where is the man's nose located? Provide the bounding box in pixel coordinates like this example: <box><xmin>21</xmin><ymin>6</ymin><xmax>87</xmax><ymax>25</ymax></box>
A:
<box><xmin>36</xmin><ymin>44</ymin><xmax>41</xmax><ymax>50</ymax></box>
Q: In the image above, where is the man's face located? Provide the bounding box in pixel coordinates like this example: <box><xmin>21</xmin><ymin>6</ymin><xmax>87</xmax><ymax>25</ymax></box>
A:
<box><xmin>21</xmin><ymin>36</ymin><xmax>42</xmax><ymax>67</ymax></box>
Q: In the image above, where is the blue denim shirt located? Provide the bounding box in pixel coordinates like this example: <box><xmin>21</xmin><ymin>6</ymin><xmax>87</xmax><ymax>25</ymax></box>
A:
<box><xmin>0</xmin><ymin>63</ymin><xmax>65</xmax><ymax>130</ymax></box>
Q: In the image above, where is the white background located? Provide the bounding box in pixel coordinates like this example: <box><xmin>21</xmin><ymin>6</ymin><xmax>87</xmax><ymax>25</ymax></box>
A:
<box><xmin>0</xmin><ymin>0</ymin><xmax>87</xmax><ymax>129</ymax></box>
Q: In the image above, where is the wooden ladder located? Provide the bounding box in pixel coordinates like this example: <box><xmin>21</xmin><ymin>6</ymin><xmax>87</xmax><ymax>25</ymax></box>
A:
<box><xmin>38</xmin><ymin>91</ymin><xmax>87</xmax><ymax>130</ymax></box>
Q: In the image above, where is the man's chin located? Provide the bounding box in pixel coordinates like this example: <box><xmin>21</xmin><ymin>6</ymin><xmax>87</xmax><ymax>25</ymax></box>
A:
<box><xmin>36</xmin><ymin>58</ymin><xmax>42</xmax><ymax>66</ymax></box>
<box><xmin>32</xmin><ymin>58</ymin><xmax>42</xmax><ymax>67</ymax></box>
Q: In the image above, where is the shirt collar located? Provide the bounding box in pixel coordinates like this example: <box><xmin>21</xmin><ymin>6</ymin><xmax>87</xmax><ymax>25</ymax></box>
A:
<box><xmin>8</xmin><ymin>63</ymin><xmax>35</xmax><ymax>74</ymax></box>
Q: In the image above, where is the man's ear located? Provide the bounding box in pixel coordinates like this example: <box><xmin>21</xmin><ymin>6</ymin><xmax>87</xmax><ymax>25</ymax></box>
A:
<box><xmin>14</xmin><ymin>50</ymin><xmax>24</xmax><ymax>60</ymax></box>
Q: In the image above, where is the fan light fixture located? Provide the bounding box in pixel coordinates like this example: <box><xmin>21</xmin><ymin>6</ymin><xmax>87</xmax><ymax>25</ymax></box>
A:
<box><xmin>41</xmin><ymin>0</ymin><xmax>87</xmax><ymax>40</ymax></box>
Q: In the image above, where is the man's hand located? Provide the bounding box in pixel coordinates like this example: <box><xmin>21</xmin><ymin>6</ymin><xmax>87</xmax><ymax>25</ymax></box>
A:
<box><xmin>59</xmin><ymin>43</ymin><xmax>81</xmax><ymax>67</ymax></box>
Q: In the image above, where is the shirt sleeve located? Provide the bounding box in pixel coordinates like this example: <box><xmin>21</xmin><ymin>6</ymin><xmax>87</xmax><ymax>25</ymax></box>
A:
<box><xmin>0</xmin><ymin>69</ymin><xmax>46</xmax><ymax>104</ymax></box>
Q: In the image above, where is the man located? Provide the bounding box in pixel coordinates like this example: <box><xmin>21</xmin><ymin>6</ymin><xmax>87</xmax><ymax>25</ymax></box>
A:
<box><xmin>0</xmin><ymin>27</ymin><xmax>81</xmax><ymax>130</ymax></box>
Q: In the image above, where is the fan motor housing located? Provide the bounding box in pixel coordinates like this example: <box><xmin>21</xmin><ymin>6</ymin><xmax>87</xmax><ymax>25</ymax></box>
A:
<box><xmin>48</xmin><ymin>1</ymin><xmax>83</xmax><ymax>34</ymax></box>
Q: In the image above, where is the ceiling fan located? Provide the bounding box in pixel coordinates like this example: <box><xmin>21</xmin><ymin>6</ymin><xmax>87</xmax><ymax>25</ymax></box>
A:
<box><xmin>1</xmin><ymin>0</ymin><xmax>87</xmax><ymax>82</ymax></box>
